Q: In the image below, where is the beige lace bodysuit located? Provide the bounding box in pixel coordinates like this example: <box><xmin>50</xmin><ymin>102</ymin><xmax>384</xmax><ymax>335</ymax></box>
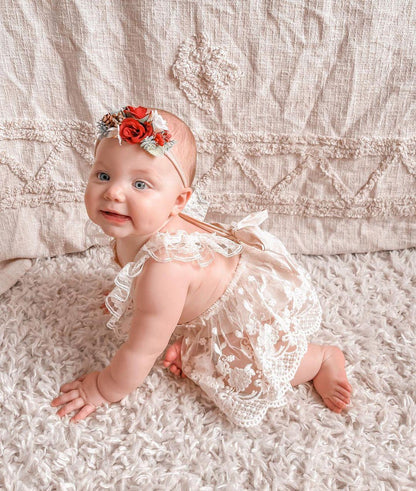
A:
<box><xmin>105</xmin><ymin>210</ymin><xmax>322</xmax><ymax>428</ymax></box>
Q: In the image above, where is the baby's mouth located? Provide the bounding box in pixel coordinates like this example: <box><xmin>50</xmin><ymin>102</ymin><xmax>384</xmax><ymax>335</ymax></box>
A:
<box><xmin>100</xmin><ymin>210</ymin><xmax>131</xmax><ymax>220</ymax></box>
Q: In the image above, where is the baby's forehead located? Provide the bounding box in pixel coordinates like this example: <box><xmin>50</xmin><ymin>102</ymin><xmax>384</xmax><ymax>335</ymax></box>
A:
<box><xmin>95</xmin><ymin>153</ymin><xmax>176</xmax><ymax>181</ymax></box>
<box><xmin>129</xmin><ymin>163</ymin><xmax>174</xmax><ymax>181</ymax></box>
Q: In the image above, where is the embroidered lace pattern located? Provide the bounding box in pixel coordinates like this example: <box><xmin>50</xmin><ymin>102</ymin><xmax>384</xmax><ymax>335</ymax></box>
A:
<box><xmin>104</xmin><ymin>213</ymin><xmax>323</xmax><ymax>428</ymax></box>
<box><xmin>177</xmin><ymin>240</ymin><xmax>322</xmax><ymax>428</ymax></box>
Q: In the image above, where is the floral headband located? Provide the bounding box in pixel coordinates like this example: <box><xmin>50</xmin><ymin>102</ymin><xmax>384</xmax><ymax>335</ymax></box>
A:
<box><xmin>95</xmin><ymin>105</ymin><xmax>188</xmax><ymax>187</ymax></box>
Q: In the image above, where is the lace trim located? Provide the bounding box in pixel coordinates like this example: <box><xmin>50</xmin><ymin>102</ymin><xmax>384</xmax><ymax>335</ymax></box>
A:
<box><xmin>105</xmin><ymin>230</ymin><xmax>243</xmax><ymax>331</ymax></box>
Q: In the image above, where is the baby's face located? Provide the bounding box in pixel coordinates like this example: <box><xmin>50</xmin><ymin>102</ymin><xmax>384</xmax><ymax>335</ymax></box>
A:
<box><xmin>85</xmin><ymin>138</ymin><xmax>184</xmax><ymax>240</ymax></box>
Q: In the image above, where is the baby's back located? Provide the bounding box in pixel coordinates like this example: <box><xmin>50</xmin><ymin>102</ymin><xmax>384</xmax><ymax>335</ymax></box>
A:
<box><xmin>117</xmin><ymin>229</ymin><xmax>242</xmax><ymax>327</ymax></box>
<box><xmin>177</xmin><ymin>248</ymin><xmax>241</xmax><ymax>325</ymax></box>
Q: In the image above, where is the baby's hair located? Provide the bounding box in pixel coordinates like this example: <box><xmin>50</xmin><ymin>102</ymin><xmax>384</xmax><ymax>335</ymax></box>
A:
<box><xmin>149</xmin><ymin>107</ymin><xmax>197</xmax><ymax>188</ymax></box>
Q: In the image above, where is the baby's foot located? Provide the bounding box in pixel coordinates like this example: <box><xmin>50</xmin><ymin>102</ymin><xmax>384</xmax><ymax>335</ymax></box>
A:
<box><xmin>163</xmin><ymin>337</ymin><xmax>186</xmax><ymax>378</ymax></box>
<box><xmin>313</xmin><ymin>346</ymin><xmax>352</xmax><ymax>413</ymax></box>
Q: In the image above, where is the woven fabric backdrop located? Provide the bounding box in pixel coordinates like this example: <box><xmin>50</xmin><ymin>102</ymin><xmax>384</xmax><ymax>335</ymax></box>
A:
<box><xmin>0</xmin><ymin>0</ymin><xmax>415</xmax><ymax>293</ymax></box>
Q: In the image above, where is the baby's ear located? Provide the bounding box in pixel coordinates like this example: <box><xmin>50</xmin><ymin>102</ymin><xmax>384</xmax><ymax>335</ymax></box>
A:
<box><xmin>173</xmin><ymin>187</ymin><xmax>193</xmax><ymax>214</ymax></box>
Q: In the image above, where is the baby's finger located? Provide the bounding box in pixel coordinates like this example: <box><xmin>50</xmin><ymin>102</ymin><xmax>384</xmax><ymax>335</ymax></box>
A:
<box><xmin>70</xmin><ymin>404</ymin><xmax>96</xmax><ymax>424</ymax></box>
<box><xmin>60</xmin><ymin>380</ymin><xmax>81</xmax><ymax>393</ymax></box>
<box><xmin>57</xmin><ymin>397</ymin><xmax>85</xmax><ymax>418</ymax></box>
<box><xmin>51</xmin><ymin>389</ymin><xmax>80</xmax><ymax>407</ymax></box>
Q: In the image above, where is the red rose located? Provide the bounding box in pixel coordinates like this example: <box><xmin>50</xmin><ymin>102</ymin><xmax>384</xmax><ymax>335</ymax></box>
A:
<box><xmin>125</xmin><ymin>106</ymin><xmax>147</xmax><ymax>120</ymax></box>
<box><xmin>154</xmin><ymin>133</ymin><xmax>165</xmax><ymax>146</ymax></box>
<box><xmin>119</xmin><ymin>118</ymin><xmax>153</xmax><ymax>144</ymax></box>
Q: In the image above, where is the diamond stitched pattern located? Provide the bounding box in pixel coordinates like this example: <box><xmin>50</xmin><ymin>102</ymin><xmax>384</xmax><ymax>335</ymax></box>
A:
<box><xmin>0</xmin><ymin>120</ymin><xmax>414</xmax><ymax>218</ymax></box>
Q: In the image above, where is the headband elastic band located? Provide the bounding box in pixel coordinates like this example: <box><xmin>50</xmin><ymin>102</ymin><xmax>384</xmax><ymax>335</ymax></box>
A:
<box><xmin>164</xmin><ymin>149</ymin><xmax>188</xmax><ymax>187</ymax></box>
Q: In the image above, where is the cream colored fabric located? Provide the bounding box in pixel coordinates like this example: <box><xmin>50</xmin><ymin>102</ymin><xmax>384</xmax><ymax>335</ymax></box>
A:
<box><xmin>104</xmin><ymin>212</ymin><xmax>322</xmax><ymax>427</ymax></box>
<box><xmin>0</xmin><ymin>0</ymin><xmax>415</xmax><ymax>294</ymax></box>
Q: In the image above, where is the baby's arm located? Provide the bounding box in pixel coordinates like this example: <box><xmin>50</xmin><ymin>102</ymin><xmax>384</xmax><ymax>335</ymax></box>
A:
<box><xmin>97</xmin><ymin>259</ymin><xmax>191</xmax><ymax>401</ymax></box>
<box><xmin>51</xmin><ymin>258</ymin><xmax>191</xmax><ymax>422</ymax></box>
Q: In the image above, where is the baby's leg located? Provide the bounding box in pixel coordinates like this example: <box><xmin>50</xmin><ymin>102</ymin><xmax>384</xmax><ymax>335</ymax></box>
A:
<box><xmin>291</xmin><ymin>344</ymin><xmax>352</xmax><ymax>413</ymax></box>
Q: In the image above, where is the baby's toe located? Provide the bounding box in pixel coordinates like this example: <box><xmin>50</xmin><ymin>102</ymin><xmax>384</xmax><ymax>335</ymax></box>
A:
<box><xmin>337</xmin><ymin>386</ymin><xmax>351</xmax><ymax>398</ymax></box>
<box><xmin>324</xmin><ymin>398</ymin><xmax>343</xmax><ymax>413</ymax></box>
<box><xmin>336</xmin><ymin>390</ymin><xmax>350</xmax><ymax>404</ymax></box>
<box><xmin>331</xmin><ymin>395</ymin><xmax>346</xmax><ymax>410</ymax></box>
<box><xmin>164</xmin><ymin>345</ymin><xmax>177</xmax><ymax>364</ymax></box>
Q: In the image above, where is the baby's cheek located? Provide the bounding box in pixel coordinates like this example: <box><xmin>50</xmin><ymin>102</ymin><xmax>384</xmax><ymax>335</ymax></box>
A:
<box><xmin>84</xmin><ymin>183</ymin><xmax>95</xmax><ymax>203</ymax></box>
<box><xmin>84</xmin><ymin>186</ymin><xmax>98</xmax><ymax>216</ymax></box>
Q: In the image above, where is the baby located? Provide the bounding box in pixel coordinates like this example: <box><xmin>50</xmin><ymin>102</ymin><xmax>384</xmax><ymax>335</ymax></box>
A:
<box><xmin>51</xmin><ymin>105</ymin><xmax>352</xmax><ymax>427</ymax></box>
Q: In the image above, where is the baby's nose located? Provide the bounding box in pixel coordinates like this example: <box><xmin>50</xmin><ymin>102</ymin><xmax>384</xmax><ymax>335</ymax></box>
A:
<box><xmin>104</xmin><ymin>184</ymin><xmax>125</xmax><ymax>201</ymax></box>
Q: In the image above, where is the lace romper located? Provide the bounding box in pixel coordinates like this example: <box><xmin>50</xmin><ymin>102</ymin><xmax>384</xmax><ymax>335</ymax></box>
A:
<box><xmin>105</xmin><ymin>210</ymin><xmax>322</xmax><ymax>428</ymax></box>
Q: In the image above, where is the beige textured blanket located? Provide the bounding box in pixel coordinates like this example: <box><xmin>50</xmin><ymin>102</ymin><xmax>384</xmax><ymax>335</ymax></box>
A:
<box><xmin>0</xmin><ymin>1</ymin><xmax>415</xmax><ymax>292</ymax></box>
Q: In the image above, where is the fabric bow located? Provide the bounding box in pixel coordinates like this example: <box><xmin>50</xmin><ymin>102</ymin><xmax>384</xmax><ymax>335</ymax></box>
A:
<box><xmin>211</xmin><ymin>210</ymin><xmax>269</xmax><ymax>250</ymax></box>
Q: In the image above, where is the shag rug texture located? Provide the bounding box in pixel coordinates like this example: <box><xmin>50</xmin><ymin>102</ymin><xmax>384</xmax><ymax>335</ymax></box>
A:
<box><xmin>0</xmin><ymin>244</ymin><xmax>415</xmax><ymax>490</ymax></box>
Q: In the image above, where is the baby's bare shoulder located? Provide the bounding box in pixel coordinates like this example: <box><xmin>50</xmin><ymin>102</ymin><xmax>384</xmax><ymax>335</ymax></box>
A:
<box><xmin>132</xmin><ymin>257</ymin><xmax>197</xmax><ymax>313</ymax></box>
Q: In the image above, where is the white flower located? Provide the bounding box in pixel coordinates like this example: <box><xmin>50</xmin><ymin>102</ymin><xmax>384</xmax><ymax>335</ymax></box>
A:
<box><xmin>193</xmin><ymin>372</ymin><xmax>225</xmax><ymax>391</ymax></box>
<box><xmin>217</xmin><ymin>357</ymin><xmax>230</xmax><ymax>376</ymax></box>
<box><xmin>282</xmin><ymin>329</ymin><xmax>299</xmax><ymax>346</ymax></box>
<box><xmin>245</xmin><ymin>317</ymin><xmax>258</xmax><ymax>336</ymax></box>
<box><xmin>228</xmin><ymin>365</ymin><xmax>256</xmax><ymax>392</ymax></box>
<box><xmin>256</xmin><ymin>325</ymin><xmax>276</xmax><ymax>355</ymax></box>
<box><xmin>150</xmin><ymin>110</ymin><xmax>169</xmax><ymax>132</ymax></box>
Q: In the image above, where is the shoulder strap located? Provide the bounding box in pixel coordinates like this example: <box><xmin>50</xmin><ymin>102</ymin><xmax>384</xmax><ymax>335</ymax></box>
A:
<box><xmin>179</xmin><ymin>212</ymin><xmax>241</xmax><ymax>244</ymax></box>
<box><xmin>179</xmin><ymin>212</ymin><xmax>267</xmax><ymax>251</ymax></box>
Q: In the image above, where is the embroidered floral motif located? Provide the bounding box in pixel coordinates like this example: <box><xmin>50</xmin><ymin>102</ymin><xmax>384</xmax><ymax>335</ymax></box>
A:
<box><xmin>228</xmin><ymin>365</ymin><xmax>256</xmax><ymax>392</ymax></box>
<box><xmin>172</xmin><ymin>33</ymin><xmax>242</xmax><ymax>114</ymax></box>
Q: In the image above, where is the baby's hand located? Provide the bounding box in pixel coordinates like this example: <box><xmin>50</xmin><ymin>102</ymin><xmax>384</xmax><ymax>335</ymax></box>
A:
<box><xmin>51</xmin><ymin>371</ymin><xmax>110</xmax><ymax>423</ymax></box>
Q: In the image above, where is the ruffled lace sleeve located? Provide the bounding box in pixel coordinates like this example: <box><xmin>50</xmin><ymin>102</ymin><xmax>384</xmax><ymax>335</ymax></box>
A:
<box><xmin>104</xmin><ymin>230</ymin><xmax>243</xmax><ymax>331</ymax></box>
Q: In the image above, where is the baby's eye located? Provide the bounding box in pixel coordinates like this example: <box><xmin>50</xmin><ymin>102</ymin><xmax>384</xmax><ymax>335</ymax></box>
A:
<box><xmin>97</xmin><ymin>172</ymin><xmax>110</xmax><ymax>181</ymax></box>
<box><xmin>134</xmin><ymin>180</ymin><xmax>148</xmax><ymax>190</ymax></box>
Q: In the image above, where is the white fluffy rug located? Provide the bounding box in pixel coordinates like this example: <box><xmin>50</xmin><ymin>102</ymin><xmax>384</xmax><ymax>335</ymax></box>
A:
<box><xmin>1</xmin><ymin>244</ymin><xmax>415</xmax><ymax>489</ymax></box>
